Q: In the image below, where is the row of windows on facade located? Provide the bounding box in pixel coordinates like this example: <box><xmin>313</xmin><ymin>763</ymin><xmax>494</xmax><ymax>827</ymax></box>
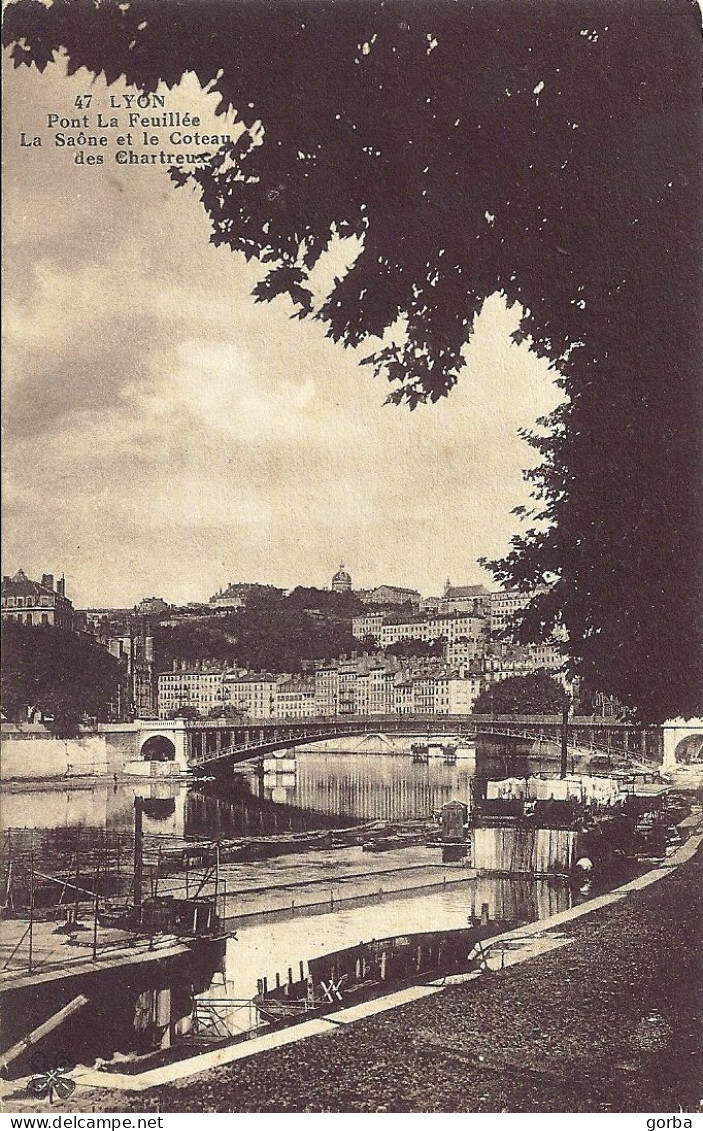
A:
<box><xmin>2</xmin><ymin>594</ymin><xmax>58</xmax><ymax>608</ymax></box>
<box><xmin>4</xmin><ymin>612</ymin><xmax>56</xmax><ymax>625</ymax></box>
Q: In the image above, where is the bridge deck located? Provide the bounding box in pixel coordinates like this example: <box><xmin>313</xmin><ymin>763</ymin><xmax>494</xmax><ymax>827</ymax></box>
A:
<box><xmin>185</xmin><ymin>715</ymin><xmax>647</xmax><ymax>769</ymax></box>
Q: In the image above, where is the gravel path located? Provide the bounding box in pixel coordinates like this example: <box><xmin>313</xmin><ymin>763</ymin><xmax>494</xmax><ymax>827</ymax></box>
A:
<box><xmin>5</xmin><ymin>847</ymin><xmax>701</xmax><ymax>1113</ymax></box>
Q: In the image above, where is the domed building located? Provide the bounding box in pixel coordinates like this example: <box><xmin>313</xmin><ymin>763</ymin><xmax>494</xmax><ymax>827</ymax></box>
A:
<box><xmin>332</xmin><ymin>562</ymin><xmax>352</xmax><ymax>592</ymax></box>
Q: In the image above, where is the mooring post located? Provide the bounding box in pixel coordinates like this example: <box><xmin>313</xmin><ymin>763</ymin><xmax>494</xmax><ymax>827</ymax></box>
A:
<box><xmin>28</xmin><ymin>851</ymin><xmax>35</xmax><ymax>975</ymax></box>
<box><xmin>74</xmin><ymin>830</ymin><xmax>81</xmax><ymax>925</ymax></box>
<box><xmin>92</xmin><ymin>840</ymin><xmax>101</xmax><ymax>962</ymax></box>
<box><xmin>133</xmin><ymin>796</ymin><xmax>144</xmax><ymax>920</ymax></box>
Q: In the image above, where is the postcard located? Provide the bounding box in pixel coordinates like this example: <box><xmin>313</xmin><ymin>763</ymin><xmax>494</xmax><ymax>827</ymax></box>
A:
<box><xmin>2</xmin><ymin>0</ymin><xmax>701</xmax><ymax>1118</ymax></box>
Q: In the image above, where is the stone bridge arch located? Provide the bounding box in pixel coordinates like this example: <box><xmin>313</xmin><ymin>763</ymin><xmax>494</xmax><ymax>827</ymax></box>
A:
<box><xmin>141</xmin><ymin>735</ymin><xmax>176</xmax><ymax>761</ymax></box>
<box><xmin>672</xmin><ymin>733</ymin><xmax>703</xmax><ymax>764</ymax></box>
<box><xmin>136</xmin><ymin>719</ymin><xmax>189</xmax><ymax>771</ymax></box>
<box><xmin>661</xmin><ymin>718</ymin><xmax>703</xmax><ymax>771</ymax></box>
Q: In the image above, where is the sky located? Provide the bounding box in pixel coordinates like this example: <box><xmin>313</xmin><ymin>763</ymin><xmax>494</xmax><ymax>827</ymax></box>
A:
<box><xmin>3</xmin><ymin>55</ymin><xmax>562</xmax><ymax>609</ymax></box>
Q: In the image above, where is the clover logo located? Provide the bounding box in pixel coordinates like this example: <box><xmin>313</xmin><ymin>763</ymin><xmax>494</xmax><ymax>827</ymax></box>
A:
<box><xmin>26</xmin><ymin>1051</ymin><xmax>77</xmax><ymax>1103</ymax></box>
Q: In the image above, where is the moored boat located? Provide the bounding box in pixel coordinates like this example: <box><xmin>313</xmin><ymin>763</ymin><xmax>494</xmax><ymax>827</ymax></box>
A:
<box><xmin>253</xmin><ymin>920</ymin><xmax>513</xmax><ymax>1025</ymax></box>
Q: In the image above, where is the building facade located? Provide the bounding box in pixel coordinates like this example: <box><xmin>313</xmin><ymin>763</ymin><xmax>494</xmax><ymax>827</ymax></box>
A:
<box><xmin>489</xmin><ymin>589</ymin><xmax>532</xmax><ymax>637</ymax></box>
<box><xmin>222</xmin><ymin>673</ymin><xmax>282</xmax><ymax>718</ymax></box>
<box><xmin>157</xmin><ymin>664</ymin><xmax>227</xmax><ymax>718</ymax></box>
<box><xmin>361</xmin><ymin>585</ymin><xmax>421</xmax><ymax>607</ymax></box>
<box><xmin>274</xmin><ymin>676</ymin><xmax>317</xmax><ymax>718</ymax></box>
<box><xmin>135</xmin><ymin>596</ymin><xmax>170</xmax><ymax>617</ymax></box>
<box><xmin>314</xmin><ymin>665</ymin><xmax>340</xmax><ymax>716</ymax></box>
<box><xmin>441</xmin><ymin>582</ymin><xmax>490</xmax><ymax>616</ymax></box>
<box><xmin>351</xmin><ymin>611</ymin><xmax>385</xmax><ymax>641</ymax></box>
<box><xmin>1</xmin><ymin>569</ymin><xmax>74</xmax><ymax>629</ymax></box>
<box><xmin>378</xmin><ymin>612</ymin><xmax>484</xmax><ymax>647</ymax></box>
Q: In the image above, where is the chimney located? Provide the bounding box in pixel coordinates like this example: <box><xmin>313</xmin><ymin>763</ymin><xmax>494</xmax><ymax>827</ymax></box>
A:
<box><xmin>41</xmin><ymin>573</ymin><xmax>54</xmax><ymax>591</ymax></box>
<box><xmin>56</xmin><ymin>575</ymin><xmax>66</xmax><ymax>598</ymax></box>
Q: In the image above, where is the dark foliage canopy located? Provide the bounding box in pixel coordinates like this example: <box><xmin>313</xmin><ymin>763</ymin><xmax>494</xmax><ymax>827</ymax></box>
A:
<box><xmin>1</xmin><ymin>623</ymin><xmax>123</xmax><ymax>735</ymax></box>
<box><xmin>473</xmin><ymin>669</ymin><xmax>569</xmax><ymax>715</ymax></box>
<box><xmin>285</xmin><ymin>587</ymin><xmax>365</xmax><ymax>617</ymax></box>
<box><xmin>4</xmin><ymin>0</ymin><xmax>702</xmax><ymax>721</ymax></box>
<box><xmin>154</xmin><ymin>593</ymin><xmax>357</xmax><ymax>674</ymax></box>
<box><xmin>386</xmin><ymin>637</ymin><xmax>445</xmax><ymax>659</ymax></box>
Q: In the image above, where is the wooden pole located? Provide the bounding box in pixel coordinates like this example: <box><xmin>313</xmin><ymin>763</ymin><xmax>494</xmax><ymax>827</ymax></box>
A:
<box><xmin>28</xmin><ymin>852</ymin><xmax>35</xmax><ymax>975</ymax></box>
<box><xmin>92</xmin><ymin>843</ymin><xmax>100</xmax><ymax>962</ymax></box>
<box><xmin>134</xmin><ymin>796</ymin><xmax>144</xmax><ymax>918</ymax></box>
<box><xmin>74</xmin><ymin>830</ymin><xmax>80</xmax><ymax>924</ymax></box>
<box><xmin>214</xmin><ymin>842</ymin><xmax>220</xmax><ymax>920</ymax></box>
<box><xmin>0</xmin><ymin>994</ymin><xmax>90</xmax><ymax>1073</ymax></box>
<box><xmin>4</xmin><ymin>831</ymin><xmax>13</xmax><ymax>909</ymax></box>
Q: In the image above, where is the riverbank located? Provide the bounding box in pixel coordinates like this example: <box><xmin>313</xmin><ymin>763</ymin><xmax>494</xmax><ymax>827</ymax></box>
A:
<box><xmin>3</xmin><ymin>832</ymin><xmax>699</xmax><ymax>1113</ymax></box>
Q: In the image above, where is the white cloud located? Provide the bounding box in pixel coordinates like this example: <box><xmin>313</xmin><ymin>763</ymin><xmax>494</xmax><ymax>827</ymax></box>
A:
<box><xmin>2</xmin><ymin>56</ymin><xmax>562</xmax><ymax>606</ymax></box>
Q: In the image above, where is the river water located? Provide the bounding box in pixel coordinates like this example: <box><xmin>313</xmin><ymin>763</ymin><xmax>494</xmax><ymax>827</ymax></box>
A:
<box><xmin>3</xmin><ymin>746</ymin><xmax>582</xmax><ymax>1047</ymax></box>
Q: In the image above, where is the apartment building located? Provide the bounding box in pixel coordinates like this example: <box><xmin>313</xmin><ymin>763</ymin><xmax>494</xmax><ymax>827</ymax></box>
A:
<box><xmin>314</xmin><ymin>665</ymin><xmax>339</xmax><ymax>716</ymax></box>
<box><xmin>351</xmin><ymin>612</ymin><xmax>385</xmax><ymax>641</ymax></box>
<box><xmin>158</xmin><ymin>664</ymin><xmax>225</xmax><ymax>717</ymax></box>
<box><xmin>274</xmin><ymin>675</ymin><xmax>317</xmax><ymax>718</ymax></box>
<box><xmin>379</xmin><ymin>612</ymin><xmax>484</xmax><ymax>648</ymax></box>
<box><xmin>222</xmin><ymin>672</ymin><xmax>282</xmax><ymax>718</ymax></box>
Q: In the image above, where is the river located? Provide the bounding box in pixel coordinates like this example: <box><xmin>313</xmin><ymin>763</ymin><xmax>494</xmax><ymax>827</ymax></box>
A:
<box><xmin>2</xmin><ymin>746</ymin><xmax>584</xmax><ymax>1049</ymax></box>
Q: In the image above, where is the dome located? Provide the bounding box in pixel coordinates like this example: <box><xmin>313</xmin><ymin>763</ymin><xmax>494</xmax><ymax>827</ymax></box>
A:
<box><xmin>332</xmin><ymin>562</ymin><xmax>352</xmax><ymax>591</ymax></box>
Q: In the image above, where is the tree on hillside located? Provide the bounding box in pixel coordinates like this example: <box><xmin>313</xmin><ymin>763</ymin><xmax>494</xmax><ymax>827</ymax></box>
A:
<box><xmin>4</xmin><ymin>0</ymin><xmax>701</xmax><ymax>721</ymax></box>
<box><xmin>153</xmin><ymin>622</ymin><xmax>239</xmax><ymax>671</ymax></box>
<box><xmin>1</xmin><ymin>623</ymin><xmax>124</xmax><ymax>736</ymax></box>
<box><xmin>153</xmin><ymin>597</ymin><xmax>357</xmax><ymax>674</ymax></box>
<box><xmin>286</xmin><ymin>587</ymin><xmax>364</xmax><ymax>617</ymax></box>
<box><xmin>226</xmin><ymin>602</ymin><xmax>357</xmax><ymax>672</ymax></box>
<box><xmin>473</xmin><ymin>670</ymin><xmax>569</xmax><ymax>716</ymax></box>
<box><xmin>386</xmin><ymin>638</ymin><xmax>445</xmax><ymax>659</ymax></box>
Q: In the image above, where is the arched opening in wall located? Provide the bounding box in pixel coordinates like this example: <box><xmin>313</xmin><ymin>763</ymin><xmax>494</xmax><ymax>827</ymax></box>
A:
<box><xmin>141</xmin><ymin>735</ymin><xmax>176</xmax><ymax>761</ymax></box>
<box><xmin>673</xmin><ymin>734</ymin><xmax>703</xmax><ymax>764</ymax></box>
<box><xmin>142</xmin><ymin>797</ymin><xmax>176</xmax><ymax>820</ymax></box>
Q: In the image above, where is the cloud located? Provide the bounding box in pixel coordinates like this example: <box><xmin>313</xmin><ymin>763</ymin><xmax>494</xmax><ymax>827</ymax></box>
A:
<box><xmin>2</xmin><ymin>55</ymin><xmax>562</xmax><ymax>606</ymax></box>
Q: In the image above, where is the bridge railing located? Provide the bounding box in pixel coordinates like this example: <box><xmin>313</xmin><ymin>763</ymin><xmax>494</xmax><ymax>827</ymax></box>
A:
<box><xmin>189</xmin><ymin>717</ymin><xmax>639</xmax><ymax>768</ymax></box>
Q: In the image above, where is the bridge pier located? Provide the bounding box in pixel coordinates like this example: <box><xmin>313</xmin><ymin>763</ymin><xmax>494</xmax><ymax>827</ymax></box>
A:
<box><xmin>661</xmin><ymin>718</ymin><xmax>703</xmax><ymax>771</ymax></box>
<box><xmin>133</xmin><ymin>720</ymin><xmax>190</xmax><ymax>772</ymax></box>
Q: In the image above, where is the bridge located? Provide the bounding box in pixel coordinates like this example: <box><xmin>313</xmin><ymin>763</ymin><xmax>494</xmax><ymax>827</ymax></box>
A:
<box><xmin>132</xmin><ymin>714</ymin><xmax>666</xmax><ymax>774</ymax></box>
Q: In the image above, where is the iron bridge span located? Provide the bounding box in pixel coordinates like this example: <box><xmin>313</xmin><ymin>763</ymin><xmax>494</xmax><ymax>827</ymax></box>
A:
<box><xmin>178</xmin><ymin>714</ymin><xmax>658</xmax><ymax>770</ymax></box>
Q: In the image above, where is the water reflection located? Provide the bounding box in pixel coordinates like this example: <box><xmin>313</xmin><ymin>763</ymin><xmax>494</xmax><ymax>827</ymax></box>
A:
<box><xmin>199</xmin><ymin>871</ymin><xmax>573</xmax><ymax>1035</ymax></box>
<box><xmin>2</xmin><ymin>744</ymin><xmax>566</xmax><ymax>849</ymax></box>
<box><xmin>184</xmin><ymin>778</ymin><xmax>348</xmax><ymax>840</ymax></box>
<box><xmin>2</xmin><ymin>749</ymin><xmax>590</xmax><ymax>1060</ymax></box>
<box><xmin>265</xmin><ymin>751</ymin><xmax>474</xmax><ymax>821</ymax></box>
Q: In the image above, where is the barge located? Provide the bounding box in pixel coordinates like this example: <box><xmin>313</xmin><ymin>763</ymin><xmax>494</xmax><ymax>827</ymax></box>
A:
<box><xmin>253</xmin><ymin>920</ymin><xmax>512</xmax><ymax>1024</ymax></box>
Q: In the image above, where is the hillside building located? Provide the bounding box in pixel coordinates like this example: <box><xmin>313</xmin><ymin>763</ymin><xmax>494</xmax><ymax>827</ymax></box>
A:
<box><xmin>1</xmin><ymin>569</ymin><xmax>74</xmax><ymax>630</ymax></box>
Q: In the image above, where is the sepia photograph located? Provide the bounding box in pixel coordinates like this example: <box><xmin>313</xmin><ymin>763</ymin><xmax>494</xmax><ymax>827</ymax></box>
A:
<box><xmin>1</xmin><ymin>0</ymin><xmax>702</xmax><ymax>1118</ymax></box>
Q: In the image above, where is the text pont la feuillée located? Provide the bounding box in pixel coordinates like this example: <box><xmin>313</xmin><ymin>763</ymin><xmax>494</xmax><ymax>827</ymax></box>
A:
<box><xmin>19</xmin><ymin>95</ymin><xmax>234</xmax><ymax>167</ymax></box>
